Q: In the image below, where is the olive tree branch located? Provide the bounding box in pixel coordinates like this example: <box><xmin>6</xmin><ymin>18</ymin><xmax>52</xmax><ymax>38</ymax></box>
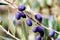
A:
<box><xmin>24</xmin><ymin>11</ymin><xmax>60</xmax><ymax>35</ymax></box>
<box><xmin>4</xmin><ymin>0</ymin><xmax>60</xmax><ymax>35</ymax></box>
<box><xmin>0</xmin><ymin>25</ymin><xmax>20</xmax><ymax>40</ymax></box>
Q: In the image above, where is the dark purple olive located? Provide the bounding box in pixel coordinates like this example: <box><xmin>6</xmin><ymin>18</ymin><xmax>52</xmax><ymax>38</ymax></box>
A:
<box><xmin>26</xmin><ymin>19</ymin><xmax>32</xmax><ymax>26</ymax></box>
<box><xmin>35</xmin><ymin>14</ymin><xmax>42</xmax><ymax>22</ymax></box>
<box><xmin>18</xmin><ymin>5</ymin><xmax>26</xmax><ymax>11</ymax></box>
<box><xmin>48</xmin><ymin>30</ymin><xmax>55</xmax><ymax>37</ymax></box>
<box><xmin>15</xmin><ymin>12</ymin><xmax>21</xmax><ymax>20</ymax></box>
<box><xmin>37</xmin><ymin>26</ymin><xmax>44</xmax><ymax>37</ymax></box>
<box><xmin>36</xmin><ymin>35</ymin><xmax>41</xmax><ymax>40</ymax></box>
<box><xmin>21</xmin><ymin>13</ymin><xmax>26</xmax><ymax>18</ymax></box>
<box><xmin>56</xmin><ymin>37</ymin><xmax>60</xmax><ymax>40</ymax></box>
<box><xmin>32</xmin><ymin>27</ymin><xmax>38</xmax><ymax>33</ymax></box>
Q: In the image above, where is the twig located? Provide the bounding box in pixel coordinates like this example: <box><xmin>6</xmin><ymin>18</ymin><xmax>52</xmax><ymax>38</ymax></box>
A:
<box><xmin>0</xmin><ymin>25</ymin><xmax>20</xmax><ymax>40</ymax></box>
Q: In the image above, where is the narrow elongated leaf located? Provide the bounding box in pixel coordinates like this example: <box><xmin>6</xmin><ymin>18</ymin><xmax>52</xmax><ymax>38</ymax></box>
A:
<box><xmin>42</xmin><ymin>18</ymin><xmax>49</xmax><ymax>40</ymax></box>
<box><xmin>0</xmin><ymin>35</ymin><xmax>13</xmax><ymax>40</ymax></box>
<box><xmin>52</xmin><ymin>16</ymin><xmax>57</xmax><ymax>30</ymax></box>
<box><xmin>14</xmin><ymin>0</ymin><xmax>27</xmax><ymax>6</ymax></box>
<box><xmin>44</xmin><ymin>0</ymin><xmax>47</xmax><ymax>8</ymax></box>
<box><xmin>2</xmin><ymin>19</ymin><xmax>8</xmax><ymax>30</ymax></box>
<box><xmin>57</xmin><ymin>0</ymin><xmax>60</xmax><ymax>6</ymax></box>
<box><xmin>16</xmin><ymin>26</ymin><xmax>22</xmax><ymax>39</ymax></box>
<box><xmin>7</xmin><ymin>17</ymin><xmax>15</xmax><ymax>36</ymax></box>
<box><xmin>21</xmin><ymin>19</ymin><xmax>28</xmax><ymax>40</ymax></box>
<box><xmin>57</xmin><ymin>15</ymin><xmax>60</xmax><ymax>32</ymax></box>
<box><xmin>42</xmin><ymin>18</ymin><xmax>48</xmax><ymax>27</ymax></box>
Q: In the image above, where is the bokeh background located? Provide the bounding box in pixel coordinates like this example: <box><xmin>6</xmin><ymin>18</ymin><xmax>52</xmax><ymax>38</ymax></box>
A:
<box><xmin>0</xmin><ymin>0</ymin><xmax>60</xmax><ymax>40</ymax></box>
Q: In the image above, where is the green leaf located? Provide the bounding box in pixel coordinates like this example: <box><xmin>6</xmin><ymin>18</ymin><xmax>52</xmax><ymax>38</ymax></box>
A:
<box><xmin>42</xmin><ymin>17</ymin><xmax>51</xmax><ymax>40</ymax></box>
<box><xmin>42</xmin><ymin>18</ymin><xmax>48</xmax><ymax>36</ymax></box>
<box><xmin>57</xmin><ymin>15</ymin><xmax>60</xmax><ymax>32</ymax></box>
<box><xmin>57</xmin><ymin>0</ymin><xmax>60</xmax><ymax>6</ymax></box>
<box><xmin>43</xmin><ymin>29</ymin><xmax>48</xmax><ymax>40</ymax></box>
<box><xmin>34</xmin><ymin>33</ymin><xmax>39</xmax><ymax>40</ymax></box>
<box><xmin>16</xmin><ymin>26</ymin><xmax>22</xmax><ymax>39</ymax></box>
<box><xmin>0</xmin><ymin>27</ymin><xmax>15</xmax><ymax>40</ymax></box>
<box><xmin>15</xmin><ymin>0</ymin><xmax>27</xmax><ymax>6</ymax></box>
<box><xmin>54</xmin><ymin>33</ymin><xmax>58</xmax><ymax>39</ymax></box>
<box><xmin>14</xmin><ymin>0</ymin><xmax>21</xmax><ymax>6</ymax></box>
<box><xmin>29</xmin><ymin>0</ymin><xmax>40</xmax><ymax>9</ymax></box>
<box><xmin>57</xmin><ymin>24</ymin><xmax>60</xmax><ymax>32</ymax></box>
<box><xmin>44</xmin><ymin>0</ymin><xmax>47</xmax><ymax>8</ymax></box>
<box><xmin>7</xmin><ymin>18</ymin><xmax>15</xmax><ymax>36</ymax></box>
<box><xmin>52</xmin><ymin>16</ymin><xmax>57</xmax><ymax>30</ymax></box>
<box><xmin>2</xmin><ymin>19</ymin><xmax>8</xmax><ymax>30</ymax></box>
<box><xmin>21</xmin><ymin>19</ymin><xmax>28</xmax><ymax>40</ymax></box>
<box><xmin>51</xmin><ymin>16</ymin><xmax>58</xmax><ymax>39</ymax></box>
<box><xmin>0</xmin><ymin>35</ymin><xmax>13</xmax><ymax>40</ymax></box>
<box><xmin>42</xmin><ymin>18</ymin><xmax>48</xmax><ymax>27</ymax></box>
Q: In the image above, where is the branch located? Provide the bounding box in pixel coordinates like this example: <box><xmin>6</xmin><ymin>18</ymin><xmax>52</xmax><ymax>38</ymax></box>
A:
<box><xmin>0</xmin><ymin>25</ymin><xmax>20</xmax><ymax>40</ymax></box>
<box><xmin>24</xmin><ymin>11</ymin><xmax>60</xmax><ymax>35</ymax></box>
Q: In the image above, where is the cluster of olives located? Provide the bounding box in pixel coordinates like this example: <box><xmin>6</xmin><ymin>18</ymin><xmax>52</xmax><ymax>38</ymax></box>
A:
<box><xmin>15</xmin><ymin>5</ymin><xmax>60</xmax><ymax>40</ymax></box>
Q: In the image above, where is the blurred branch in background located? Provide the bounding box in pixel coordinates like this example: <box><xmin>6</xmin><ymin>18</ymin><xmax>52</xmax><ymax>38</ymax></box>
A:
<box><xmin>0</xmin><ymin>25</ymin><xmax>20</xmax><ymax>40</ymax></box>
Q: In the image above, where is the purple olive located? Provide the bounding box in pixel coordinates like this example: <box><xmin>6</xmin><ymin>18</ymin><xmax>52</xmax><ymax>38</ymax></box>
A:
<box><xmin>35</xmin><ymin>14</ymin><xmax>42</xmax><ymax>22</ymax></box>
<box><xmin>48</xmin><ymin>30</ymin><xmax>55</xmax><ymax>37</ymax></box>
<box><xmin>15</xmin><ymin>12</ymin><xmax>21</xmax><ymax>20</ymax></box>
<box><xmin>32</xmin><ymin>27</ymin><xmax>38</xmax><ymax>33</ymax></box>
<box><xmin>26</xmin><ymin>19</ymin><xmax>32</xmax><ymax>26</ymax></box>
<box><xmin>36</xmin><ymin>35</ymin><xmax>41</xmax><ymax>40</ymax></box>
<box><xmin>37</xmin><ymin>26</ymin><xmax>44</xmax><ymax>37</ymax></box>
<box><xmin>18</xmin><ymin>5</ymin><xmax>26</xmax><ymax>11</ymax></box>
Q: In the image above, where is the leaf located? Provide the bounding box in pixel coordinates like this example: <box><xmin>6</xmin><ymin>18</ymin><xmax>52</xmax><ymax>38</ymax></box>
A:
<box><xmin>0</xmin><ymin>35</ymin><xmax>13</xmax><ymax>40</ymax></box>
<box><xmin>42</xmin><ymin>18</ymin><xmax>48</xmax><ymax>27</ymax></box>
<box><xmin>24</xmin><ymin>0</ymin><xmax>28</xmax><ymax>5</ymax></box>
<box><xmin>7</xmin><ymin>17</ymin><xmax>15</xmax><ymax>36</ymax></box>
<box><xmin>14</xmin><ymin>0</ymin><xmax>21</xmax><ymax>6</ymax></box>
<box><xmin>21</xmin><ymin>19</ymin><xmax>28</xmax><ymax>40</ymax></box>
<box><xmin>0</xmin><ymin>29</ymin><xmax>15</xmax><ymax>40</ymax></box>
<box><xmin>42</xmin><ymin>18</ymin><xmax>49</xmax><ymax>40</ymax></box>
<box><xmin>51</xmin><ymin>16</ymin><xmax>58</xmax><ymax>39</ymax></box>
<box><xmin>57</xmin><ymin>0</ymin><xmax>60</xmax><ymax>6</ymax></box>
<box><xmin>34</xmin><ymin>33</ymin><xmax>39</xmax><ymax>40</ymax></box>
<box><xmin>57</xmin><ymin>15</ymin><xmax>60</xmax><ymax>32</ymax></box>
<box><xmin>44</xmin><ymin>0</ymin><xmax>47</xmax><ymax>8</ymax></box>
<box><xmin>2</xmin><ymin>19</ymin><xmax>8</xmax><ymax>30</ymax></box>
<box><xmin>52</xmin><ymin>17</ymin><xmax>57</xmax><ymax>30</ymax></box>
<box><xmin>29</xmin><ymin>0</ymin><xmax>40</xmax><ymax>9</ymax></box>
<box><xmin>54</xmin><ymin>33</ymin><xmax>58</xmax><ymax>39</ymax></box>
<box><xmin>14</xmin><ymin>0</ymin><xmax>27</xmax><ymax>6</ymax></box>
<box><xmin>42</xmin><ymin>18</ymin><xmax>48</xmax><ymax>35</ymax></box>
<box><xmin>16</xmin><ymin>26</ymin><xmax>22</xmax><ymax>39</ymax></box>
<box><xmin>43</xmin><ymin>29</ymin><xmax>48</xmax><ymax>40</ymax></box>
<box><xmin>47</xmin><ymin>0</ymin><xmax>52</xmax><ymax>6</ymax></box>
